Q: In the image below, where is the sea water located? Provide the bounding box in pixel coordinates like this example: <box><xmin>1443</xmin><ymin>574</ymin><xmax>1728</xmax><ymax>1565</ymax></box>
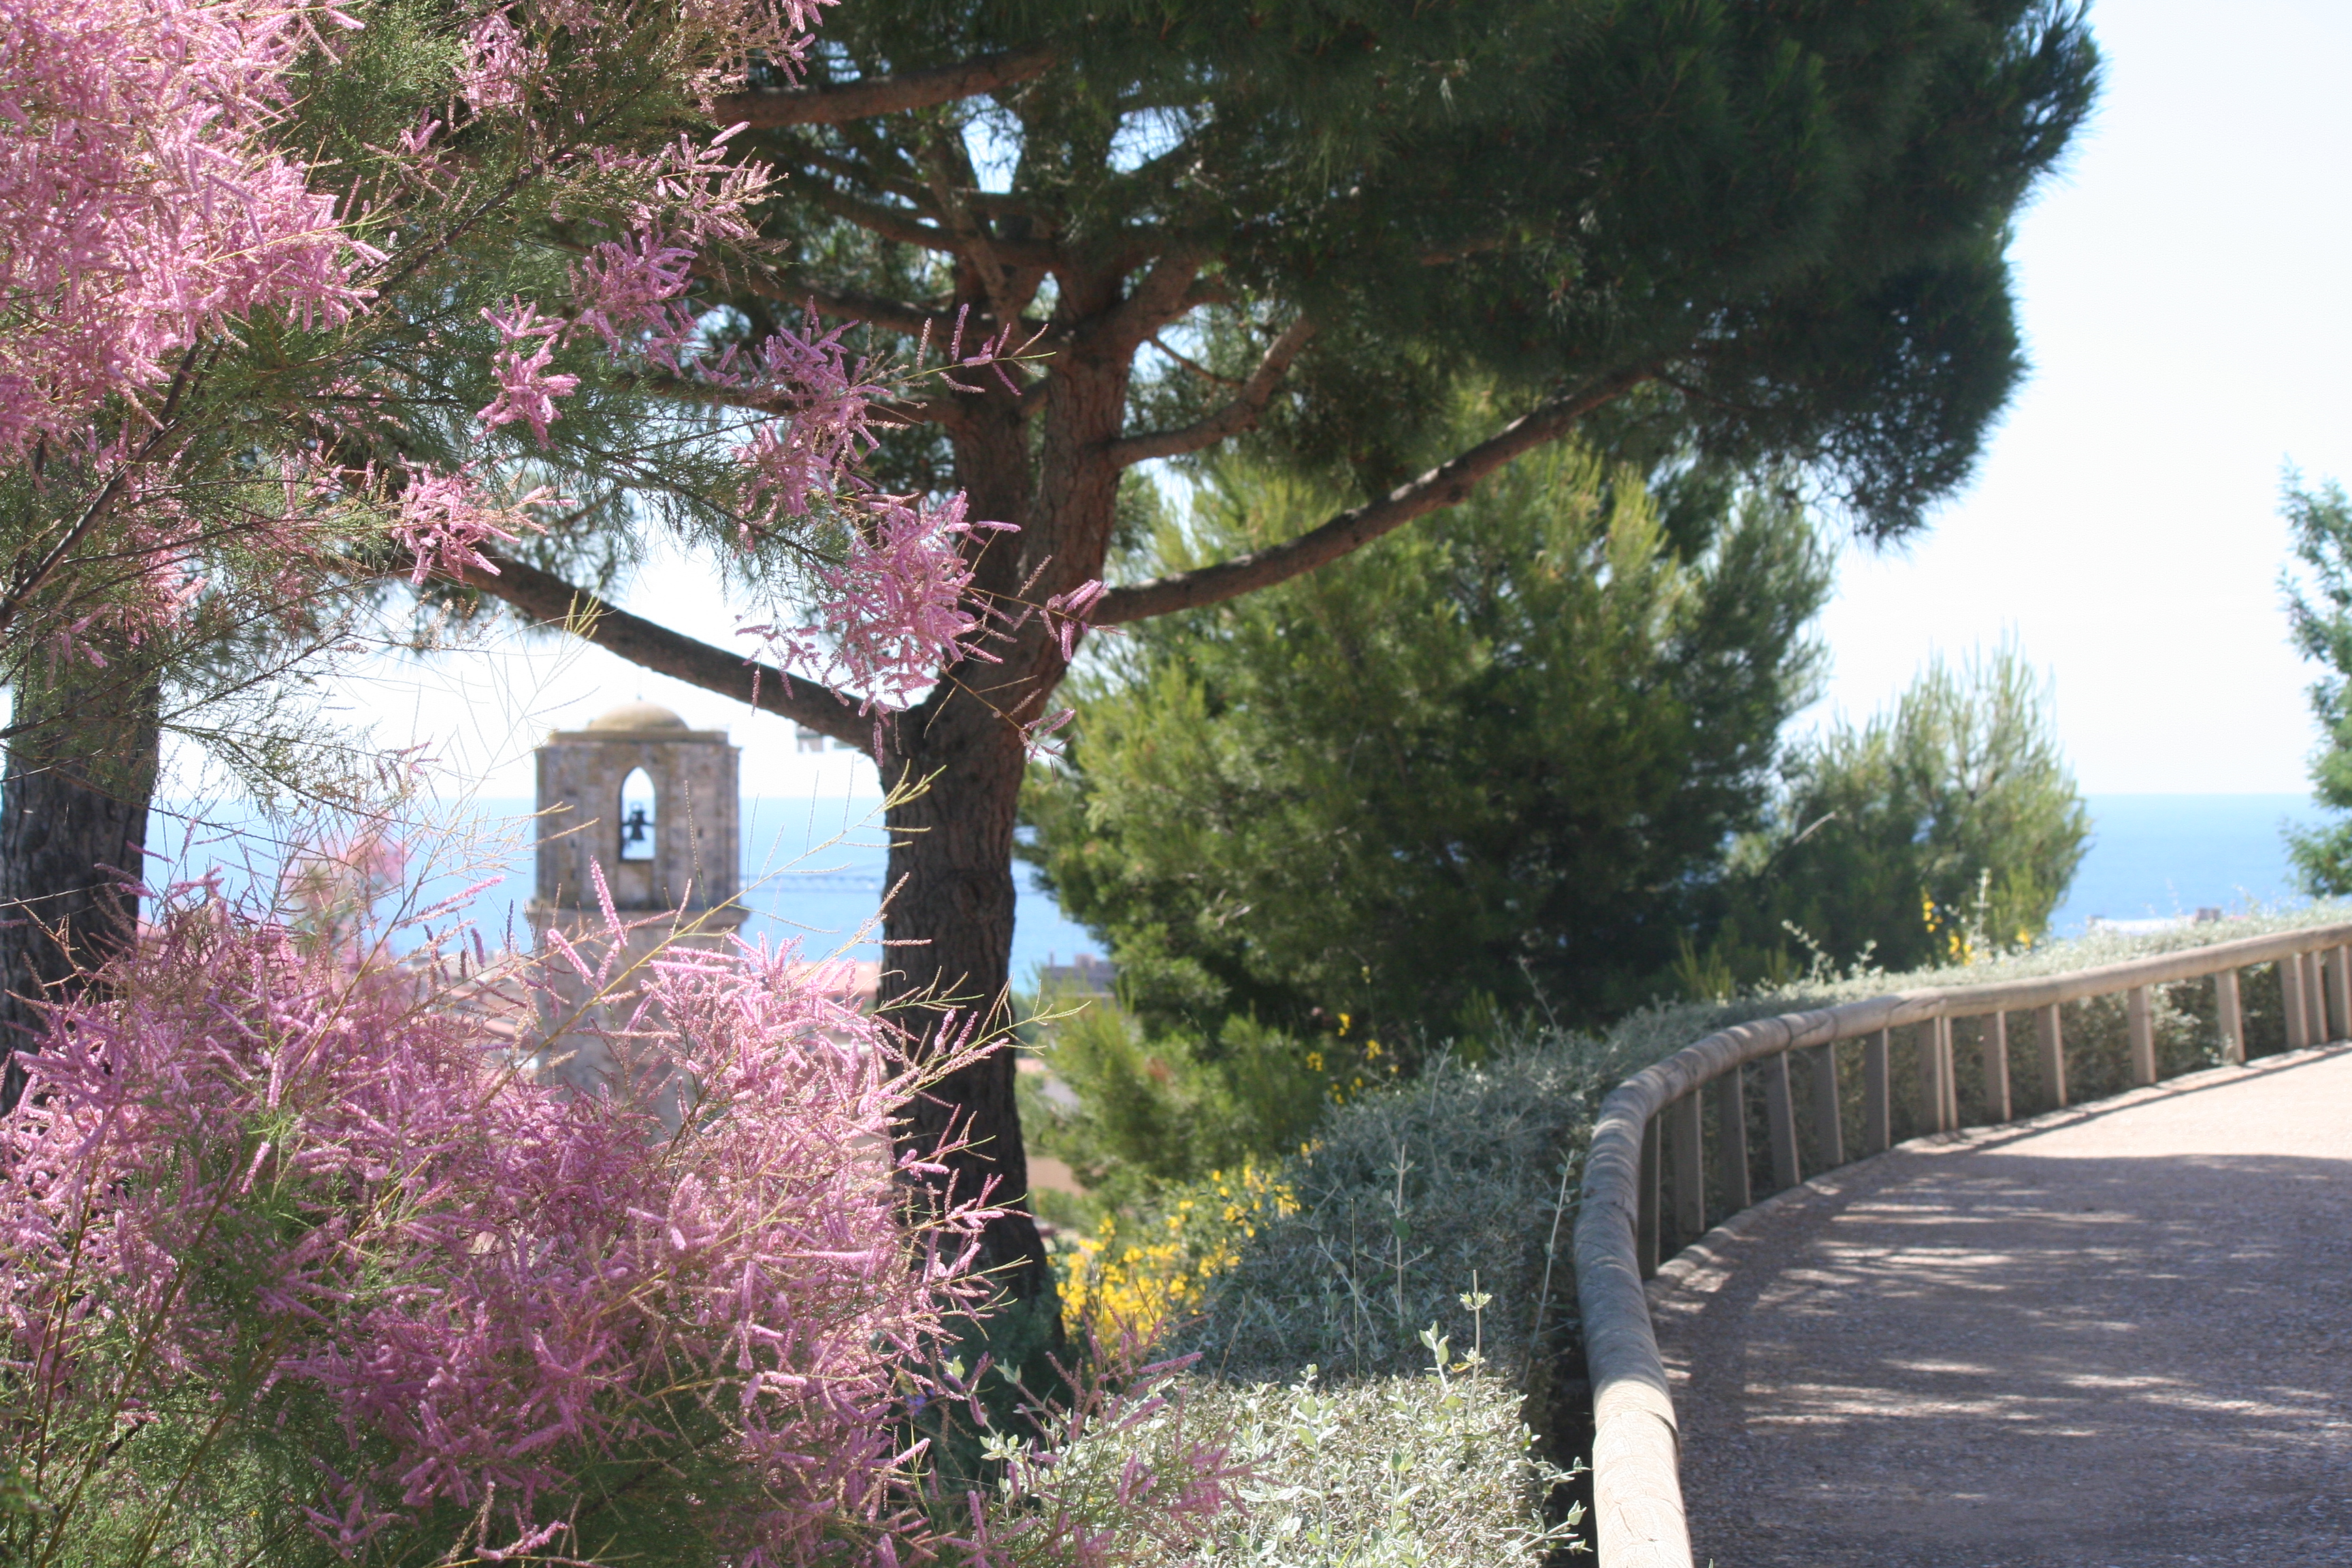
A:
<box><xmin>150</xmin><ymin>792</ymin><xmax>2337</xmax><ymax>983</ymax></box>
<box><xmin>159</xmin><ymin>794</ymin><xmax>1097</xmax><ymax>990</ymax></box>
<box><xmin>2047</xmin><ymin>794</ymin><xmax>2330</xmax><ymax>934</ymax></box>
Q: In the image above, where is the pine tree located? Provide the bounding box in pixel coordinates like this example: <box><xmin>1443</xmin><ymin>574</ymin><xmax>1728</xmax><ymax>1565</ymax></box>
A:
<box><xmin>447</xmin><ymin>0</ymin><xmax>2102</xmax><ymax>1298</ymax></box>
<box><xmin>1023</xmin><ymin>439</ymin><xmax>1831</xmax><ymax>1049</ymax></box>
<box><xmin>1720</xmin><ymin>642</ymin><xmax>2091</xmax><ymax>977</ymax></box>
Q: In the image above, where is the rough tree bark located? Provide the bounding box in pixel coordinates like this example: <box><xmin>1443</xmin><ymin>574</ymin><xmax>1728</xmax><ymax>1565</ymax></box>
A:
<box><xmin>860</xmin><ymin>283</ymin><xmax>1129</xmax><ymax>1300</ymax></box>
<box><xmin>0</xmin><ymin>657</ymin><xmax>161</xmax><ymax>1109</ymax></box>
<box><xmin>874</xmin><ymin>692</ymin><xmax>1047</xmax><ymax>1294</ymax></box>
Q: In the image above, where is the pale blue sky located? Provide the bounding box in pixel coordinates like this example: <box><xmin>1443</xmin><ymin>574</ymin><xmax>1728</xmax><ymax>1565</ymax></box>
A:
<box><xmin>1806</xmin><ymin>0</ymin><xmax>2352</xmax><ymax>793</ymax></box>
<box><xmin>332</xmin><ymin>0</ymin><xmax>2352</xmax><ymax>802</ymax></box>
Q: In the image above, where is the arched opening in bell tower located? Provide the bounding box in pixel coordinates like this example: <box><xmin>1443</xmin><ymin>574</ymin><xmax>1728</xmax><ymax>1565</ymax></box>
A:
<box><xmin>618</xmin><ymin>767</ymin><xmax>657</xmax><ymax>862</ymax></box>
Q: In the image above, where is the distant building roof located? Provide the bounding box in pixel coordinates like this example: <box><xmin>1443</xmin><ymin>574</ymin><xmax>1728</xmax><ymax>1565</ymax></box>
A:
<box><xmin>585</xmin><ymin>701</ymin><xmax>690</xmax><ymax>733</ymax></box>
<box><xmin>1036</xmin><ymin>952</ymin><xmax>1115</xmax><ymax>996</ymax></box>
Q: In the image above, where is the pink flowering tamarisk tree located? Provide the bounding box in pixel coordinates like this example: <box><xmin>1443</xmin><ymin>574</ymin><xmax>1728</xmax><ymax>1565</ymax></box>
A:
<box><xmin>0</xmin><ymin>0</ymin><xmax>1041</xmax><ymax>1110</ymax></box>
<box><xmin>0</xmin><ymin>875</ymin><xmax>1236</xmax><ymax>1563</ymax></box>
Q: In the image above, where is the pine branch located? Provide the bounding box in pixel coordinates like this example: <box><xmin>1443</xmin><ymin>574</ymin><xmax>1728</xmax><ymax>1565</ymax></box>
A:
<box><xmin>781</xmin><ymin>142</ymin><xmax>1047</xmax><ymax>225</ymax></box>
<box><xmin>796</xmin><ymin>179</ymin><xmax>1062</xmax><ymax>269</ymax></box>
<box><xmin>728</xmin><ymin>264</ymin><xmax>964</xmax><ymax>338</ymax></box>
<box><xmin>455</xmin><ymin>553</ymin><xmax>880</xmax><ymax>751</ymax></box>
<box><xmin>881</xmin><ymin>393</ymin><xmax>980</xmax><ymax>435</ymax></box>
<box><xmin>781</xmin><ymin>144</ymin><xmax>946</xmax><ymax>214</ymax></box>
<box><xmin>801</xmin><ymin>181</ymin><xmax>962</xmax><ymax>254</ymax></box>
<box><xmin>708</xmin><ymin>48</ymin><xmax>1057</xmax><ymax>128</ymax></box>
<box><xmin>918</xmin><ymin>125</ymin><xmax>1030</xmax><ymax>330</ymax></box>
<box><xmin>1092</xmin><ymin>248</ymin><xmax>1209</xmax><ymax>351</ymax></box>
<box><xmin>1108</xmin><ymin>318</ymin><xmax>1316</xmax><ymax>466</ymax></box>
<box><xmin>1094</xmin><ymin>368</ymin><xmax>1652</xmax><ymax>625</ymax></box>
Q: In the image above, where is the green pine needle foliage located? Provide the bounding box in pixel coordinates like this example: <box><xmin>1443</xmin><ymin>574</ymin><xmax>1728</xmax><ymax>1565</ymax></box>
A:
<box><xmin>1023</xmin><ymin>433</ymin><xmax>1833</xmax><ymax>1056</ymax></box>
<box><xmin>1714</xmin><ymin>639</ymin><xmax>2093</xmax><ymax>979</ymax></box>
<box><xmin>2282</xmin><ymin>473</ymin><xmax>2352</xmax><ymax>894</ymax></box>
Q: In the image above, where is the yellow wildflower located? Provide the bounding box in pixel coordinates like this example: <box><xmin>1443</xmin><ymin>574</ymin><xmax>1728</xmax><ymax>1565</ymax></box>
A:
<box><xmin>1056</xmin><ymin>1161</ymin><xmax>1298</xmax><ymax>1345</ymax></box>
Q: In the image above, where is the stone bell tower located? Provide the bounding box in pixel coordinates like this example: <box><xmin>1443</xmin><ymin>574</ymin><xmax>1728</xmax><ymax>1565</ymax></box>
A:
<box><xmin>527</xmin><ymin>701</ymin><xmax>747</xmax><ymax>1105</ymax></box>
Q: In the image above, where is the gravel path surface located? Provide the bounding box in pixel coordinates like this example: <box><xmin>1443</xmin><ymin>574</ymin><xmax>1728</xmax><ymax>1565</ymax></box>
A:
<box><xmin>1652</xmin><ymin>1044</ymin><xmax>2352</xmax><ymax>1568</ymax></box>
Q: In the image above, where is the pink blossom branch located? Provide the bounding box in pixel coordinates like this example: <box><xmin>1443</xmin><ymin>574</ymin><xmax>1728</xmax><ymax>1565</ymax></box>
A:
<box><xmin>0</xmin><ymin>344</ymin><xmax>208</xmax><ymax>645</ymax></box>
<box><xmin>0</xmin><ymin>880</ymin><xmax>1027</xmax><ymax>1561</ymax></box>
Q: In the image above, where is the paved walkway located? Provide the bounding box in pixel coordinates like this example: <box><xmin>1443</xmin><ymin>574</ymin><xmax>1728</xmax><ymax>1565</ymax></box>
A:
<box><xmin>1652</xmin><ymin>1045</ymin><xmax>2352</xmax><ymax>1568</ymax></box>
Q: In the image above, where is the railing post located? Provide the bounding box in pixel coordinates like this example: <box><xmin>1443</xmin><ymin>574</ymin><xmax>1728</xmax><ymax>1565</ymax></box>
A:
<box><xmin>2037</xmin><ymin>1002</ymin><xmax>2066</xmax><ymax>1109</ymax></box>
<box><xmin>2324</xmin><ymin>948</ymin><xmax>2340</xmax><ymax>1042</ymax></box>
<box><xmin>2315</xmin><ymin>949</ymin><xmax>2330</xmax><ymax>1041</ymax></box>
<box><xmin>2127</xmin><ymin>984</ymin><xmax>2157</xmax><ymax>1085</ymax></box>
<box><xmin>1863</xmin><ymin>1029</ymin><xmax>1891</xmax><ymax>1154</ymax></box>
<box><xmin>1928</xmin><ymin>1015</ymin><xmax>1957</xmax><ymax>1130</ymax></box>
<box><xmin>2307</xmin><ymin>949</ymin><xmax>2330</xmax><ymax>1045</ymax></box>
<box><xmin>2284</xmin><ymin>955</ymin><xmax>2310</xmax><ymax>1052</ymax></box>
<box><xmin>1668</xmin><ymin>1090</ymin><xmax>1705</xmax><ymax>1245</ymax></box>
<box><xmin>2332</xmin><ymin>945</ymin><xmax>2351</xmax><ymax>1041</ymax></box>
<box><xmin>1715</xmin><ymin>1067</ymin><xmax>1750</xmax><ymax>1213</ymax></box>
<box><xmin>1638</xmin><ymin>1113</ymin><xmax>1661</xmax><ymax>1279</ymax></box>
<box><xmin>1763</xmin><ymin>1051</ymin><xmax>1800</xmax><ymax>1192</ymax></box>
<box><xmin>2215</xmin><ymin>967</ymin><xmax>2244</xmax><ymax>1064</ymax></box>
<box><xmin>1809</xmin><ymin>1042</ymin><xmax>1845</xmax><ymax>1168</ymax></box>
<box><xmin>1916</xmin><ymin>1019</ymin><xmax>1942</xmax><ymax>1133</ymax></box>
<box><xmin>1982</xmin><ymin>1011</ymin><xmax>2011</xmax><ymax>1122</ymax></box>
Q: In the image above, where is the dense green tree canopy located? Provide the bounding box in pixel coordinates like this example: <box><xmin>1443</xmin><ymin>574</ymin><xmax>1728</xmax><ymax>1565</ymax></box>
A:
<box><xmin>1716</xmin><ymin>642</ymin><xmax>2091</xmax><ymax>979</ymax></box>
<box><xmin>1024</xmin><ymin>439</ymin><xmax>1833</xmax><ymax>1045</ymax></box>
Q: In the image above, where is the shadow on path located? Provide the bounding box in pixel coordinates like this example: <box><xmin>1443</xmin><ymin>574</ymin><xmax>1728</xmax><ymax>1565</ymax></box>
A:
<box><xmin>1658</xmin><ymin>1049</ymin><xmax>2352</xmax><ymax>1568</ymax></box>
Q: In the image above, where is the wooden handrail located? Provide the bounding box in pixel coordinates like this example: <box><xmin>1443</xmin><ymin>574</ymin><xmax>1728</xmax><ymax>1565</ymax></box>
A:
<box><xmin>1572</xmin><ymin>917</ymin><xmax>2352</xmax><ymax>1567</ymax></box>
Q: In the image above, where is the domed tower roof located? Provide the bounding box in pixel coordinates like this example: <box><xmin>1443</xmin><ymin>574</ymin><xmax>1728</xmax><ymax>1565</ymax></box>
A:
<box><xmin>583</xmin><ymin>700</ymin><xmax>689</xmax><ymax>733</ymax></box>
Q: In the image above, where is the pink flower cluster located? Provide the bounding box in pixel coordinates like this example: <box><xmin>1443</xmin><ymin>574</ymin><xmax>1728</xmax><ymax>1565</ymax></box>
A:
<box><xmin>449</xmin><ymin>132</ymin><xmax>781</xmax><ymax>451</ymax></box>
<box><xmin>475</xmin><ymin>301</ymin><xmax>581</xmax><ymax>446</ymax></box>
<box><xmin>390</xmin><ymin>467</ymin><xmax>551</xmax><ymax>583</ymax></box>
<box><xmin>0</xmin><ymin>0</ymin><xmax>374</xmax><ymax>454</ymax></box>
<box><xmin>732</xmin><ymin>319</ymin><xmax>892</xmax><ymax>525</ymax></box>
<box><xmin>457</xmin><ymin>0</ymin><xmax>839</xmax><ymax>112</ymax></box>
<box><xmin>750</xmin><ymin>492</ymin><xmax>1019</xmax><ymax>708</ymax></box>
<box><xmin>570</xmin><ymin>227</ymin><xmax>699</xmax><ymax>350</ymax></box>
<box><xmin>0</xmin><ymin>887</ymin><xmax>1000</xmax><ymax>1561</ymax></box>
<box><xmin>456</xmin><ymin>5</ymin><xmax>531</xmax><ymax>113</ymax></box>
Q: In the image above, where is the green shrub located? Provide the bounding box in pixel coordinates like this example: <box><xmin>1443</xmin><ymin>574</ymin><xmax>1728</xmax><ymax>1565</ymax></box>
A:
<box><xmin>1179</xmin><ymin>1353</ymin><xmax>1580</xmax><ymax>1566</ymax></box>
<box><xmin>1716</xmin><ymin>641</ymin><xmax>2091</xmax><ymax>979</ymax></box>
<box><xmin>1017</xmin><ymin>990</ymin><xmax>1342</xmax><ymax>1220</ymax></box>
<box><xmin>1164</xmin><ymin>906</ymin><xmax>2347</xmax><ymax>1490</ymax></box>
<box><xmin>1026</xmin><ymin>909</ymin><xmax>2344</xmax><ymax>1567</ymax></box>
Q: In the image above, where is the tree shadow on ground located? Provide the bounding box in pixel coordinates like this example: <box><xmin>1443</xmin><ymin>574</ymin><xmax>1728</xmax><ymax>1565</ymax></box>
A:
<box><xmin>1662</xmin><ymin>1141</ymin><xmax>2352</xmax><ymax>1568</ymax></box>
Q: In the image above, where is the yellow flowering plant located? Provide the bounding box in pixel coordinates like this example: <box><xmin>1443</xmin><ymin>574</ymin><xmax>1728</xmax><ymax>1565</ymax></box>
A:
<box><xmin>1055</xmin><ymin>1162</ymin><xmax>1298</xmax><ymax>1348</ymax></box>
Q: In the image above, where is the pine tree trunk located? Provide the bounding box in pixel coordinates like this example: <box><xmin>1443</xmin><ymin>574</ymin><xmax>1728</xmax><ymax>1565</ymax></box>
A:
<box><xmin>0</xmin><ymin>659</ymin><xmax>161</xmax><ymax>1109</ymax></box>
<box><xmin>876</xmin><ymin>687</ymin><xmax>1049</xmax><ymax>1305</ymax></box>
<box><xmin>866</xmin><ymin>320</ymin><xmax>1130</xmax><ymax>1315</ymax></box>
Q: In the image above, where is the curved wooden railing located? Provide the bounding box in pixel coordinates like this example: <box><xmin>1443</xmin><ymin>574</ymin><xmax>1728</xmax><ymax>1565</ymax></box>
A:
<box><xmin>1572</xmin><ymin>917</ymin><xmax>2352</xmax><ymax>1567</ymax></box>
